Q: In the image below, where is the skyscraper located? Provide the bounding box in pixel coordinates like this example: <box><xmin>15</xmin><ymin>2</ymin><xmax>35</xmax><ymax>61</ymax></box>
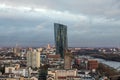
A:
<box><xmin>54</xmin><ymin>23</ymin><xmax>68</xmax><ymax>58</ymax></box>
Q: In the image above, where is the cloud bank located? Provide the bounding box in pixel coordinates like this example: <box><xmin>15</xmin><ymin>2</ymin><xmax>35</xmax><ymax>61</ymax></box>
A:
<box><xmin>0</xmin><ymin>0</ymin><xmax>120</xmax><ymax>47</ymax></box>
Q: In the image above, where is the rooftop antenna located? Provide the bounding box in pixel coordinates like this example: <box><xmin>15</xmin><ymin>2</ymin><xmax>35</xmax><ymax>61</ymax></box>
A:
<box><xmin>15</xmin><ymin>43</ymin><xmax>18</xmax><ymax>48</ymax></box>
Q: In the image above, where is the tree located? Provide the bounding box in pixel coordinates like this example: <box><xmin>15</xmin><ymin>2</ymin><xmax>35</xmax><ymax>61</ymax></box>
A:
<box><xmin>0</xmin><ymin>65</ymin><xmax>5</xmax><ymax>74</ymax></box>
<box><xmin>38</xmin><ymin>64</ymin><xmax>49</xmax><ymax>80</ymax></box>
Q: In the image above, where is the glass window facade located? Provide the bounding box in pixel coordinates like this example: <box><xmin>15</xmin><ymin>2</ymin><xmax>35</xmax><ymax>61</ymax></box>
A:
<box><xmin>54</xmin><ymin>23</ymin><xmax>68</xmax><ymax>58</ymax></box>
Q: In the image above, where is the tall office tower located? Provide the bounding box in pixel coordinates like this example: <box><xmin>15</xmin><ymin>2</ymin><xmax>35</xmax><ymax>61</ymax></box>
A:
<box><xmin>13</xmin><ymin>44</ymin><xmax>20</xmax><ymax>56</ymax></box>
<box><xmin>54</xmin><ymin>23</ymin><xmax>68</xmax><ymax>58</ymax></box>
<box><xmin>27</xmin><ymin>49</ymin><xmax>40</xmax><ymax>68</ymax></box>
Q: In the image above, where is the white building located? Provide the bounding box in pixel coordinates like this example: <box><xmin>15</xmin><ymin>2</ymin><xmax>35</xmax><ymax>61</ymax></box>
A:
<box><xmin>27</xmin><ymin>49</ymin><xmax>40</xmax><ymax>68</ymax></box>
<box><xmin>47</xmin><ymin>69</ymin><xmax>77</xmax><ymax>80</ymax></box>
<box><xmin>5</xmin><ymin>67</ymin><xmax>15</xmax><ymax>73</ymax></box>
<box><xmin>5</xmin><ymin>67</ymin><xmax>28</xmax><ymax>77</ymax></box>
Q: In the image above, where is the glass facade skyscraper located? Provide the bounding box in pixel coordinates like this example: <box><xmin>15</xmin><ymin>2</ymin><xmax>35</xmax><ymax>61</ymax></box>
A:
<box><xmin>54</xmin><ymin>23</ymin><xmax>68</xmax><ymax>58</ymax></box>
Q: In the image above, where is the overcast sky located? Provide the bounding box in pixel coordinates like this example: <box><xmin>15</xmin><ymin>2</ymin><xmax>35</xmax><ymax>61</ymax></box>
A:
<box><xmin>0</xmin><ymin>0</ymin><xmax>120</xmax><ymax>47</ymax></box>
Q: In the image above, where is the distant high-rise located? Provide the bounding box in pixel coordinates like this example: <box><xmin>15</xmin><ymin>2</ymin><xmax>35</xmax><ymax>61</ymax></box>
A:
<box><xmin>54</xmin><ymin>23</ymin><xmax>68</xmax><ymax>58</ymax></box>
<box><xmin>13</xmin><ymin>44</ymin><xmax>20</xmax><ymax>56</ymax></box>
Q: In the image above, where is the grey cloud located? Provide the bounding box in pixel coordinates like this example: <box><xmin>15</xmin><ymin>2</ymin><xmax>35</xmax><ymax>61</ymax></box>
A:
<box><xmin>0</xmin><ymin>0</ymin><xmax>120</xmax><ymax>19</ymax></box>
<box><xmin>0</xmin><ymin>0</ymin><xmax>120</xmax><ymax>47</ymax></box>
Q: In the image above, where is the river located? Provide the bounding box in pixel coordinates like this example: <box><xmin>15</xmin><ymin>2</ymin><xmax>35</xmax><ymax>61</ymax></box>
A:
<box><xmin>78</xmin><ymin>55</ymin><xmax>120</xmax><ymax>71</ymax></box>
<box><xmin>94</xmin><ymin>58</ymin><xmax>120</xmax><ymax>71</ymax></box>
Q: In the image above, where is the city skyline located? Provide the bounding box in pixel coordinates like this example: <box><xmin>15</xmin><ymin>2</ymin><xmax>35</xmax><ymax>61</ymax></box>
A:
<box><xmin>0</xmin><ymin>0</ymin><xmax>120</xmax><ymax>47</ymax></box>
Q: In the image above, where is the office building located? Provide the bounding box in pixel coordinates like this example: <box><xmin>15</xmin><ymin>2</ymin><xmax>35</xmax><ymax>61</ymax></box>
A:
<box><xmin>54</xmin><ymin>23</ymin><xmax>68</xmax><ymax>58</ymax></box>
<box><xmin>27</xmin><ymin>49</ymin><xmax>40</xmax><ymax>68</ymax></box>
<box><xmin>64</xmin><ymin>50</ymin><xmax>72</xmax><ymax>69</ymax></box>
<box><xmin>88</xmin><ymin>59</ymin><xmax>98</xmax><ymax>70</ymax></box>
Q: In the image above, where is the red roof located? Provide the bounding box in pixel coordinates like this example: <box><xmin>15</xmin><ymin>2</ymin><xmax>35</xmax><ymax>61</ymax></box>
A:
<box><xmin>47</xmin><ymin>54</ymin><xmax>60</xmax><ymax>58</ymax></box>
<box><xmin>58</xmin><ymin>76</ymin><xmax>66</xmax><ymax>79</ymax></box>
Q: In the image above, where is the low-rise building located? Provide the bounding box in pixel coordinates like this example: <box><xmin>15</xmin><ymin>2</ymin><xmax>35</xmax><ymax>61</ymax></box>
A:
<box><xmin>0</xmin><ymin>77</ymin><xmax>38</xmax><ymax>80</ymax></box>
<box><xmin>47</xmin><ymin>69</ymin><xmax>77</xmax><ymax>80</ymax></box>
